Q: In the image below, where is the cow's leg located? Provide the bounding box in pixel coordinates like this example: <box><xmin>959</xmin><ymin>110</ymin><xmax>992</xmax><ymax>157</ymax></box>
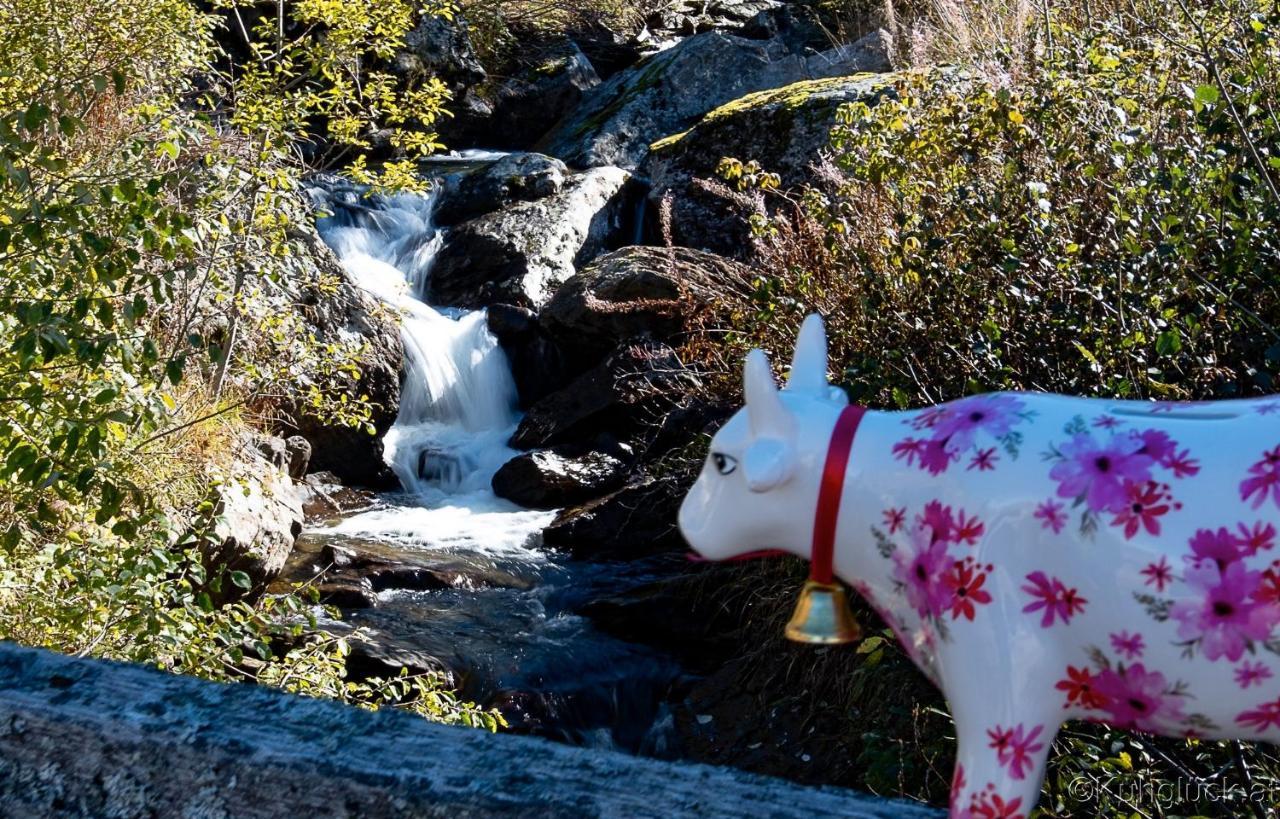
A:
<box><xmin>947</xmin><ymin>703</ymin><xmax>1060</xmax><ymax>819</ymax></box>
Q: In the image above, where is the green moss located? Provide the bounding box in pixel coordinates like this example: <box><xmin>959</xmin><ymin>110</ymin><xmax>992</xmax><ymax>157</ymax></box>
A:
<box><xmin>569</xmin><ymin>54</ymin><xmax>671</xmax><ymax>139</ymax></box>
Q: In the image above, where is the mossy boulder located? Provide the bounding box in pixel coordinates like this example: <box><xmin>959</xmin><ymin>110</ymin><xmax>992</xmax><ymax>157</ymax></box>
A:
<box><xmin>540</xmin><ymin>29</ymin><xmax>891</xmax><ymax>170</ymax></box>
<box><xmin>641</xmin><ymin>67</ymin><xmax>897</xmax><ymax>254</ymax></box>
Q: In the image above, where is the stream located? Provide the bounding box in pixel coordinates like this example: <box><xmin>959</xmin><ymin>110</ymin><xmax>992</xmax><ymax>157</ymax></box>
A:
<box><xmin>303</xmin><ymin>164</ymin><xmax>686</xmax><ymax>754</ymax></box>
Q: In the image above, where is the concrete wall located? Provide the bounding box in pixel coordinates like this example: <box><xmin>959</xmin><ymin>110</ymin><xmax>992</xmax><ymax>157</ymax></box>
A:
<box><xmin>0</xmin><ymin>642</ymin><xmax>941</xmax><ymax>818</ymax></box>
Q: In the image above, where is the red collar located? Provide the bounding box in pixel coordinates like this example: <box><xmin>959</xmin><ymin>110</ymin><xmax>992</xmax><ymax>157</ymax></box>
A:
<box><xmin>809</xmin><ymin>405</ymin><xmax>867</xmax><ymax>583</ymax></box>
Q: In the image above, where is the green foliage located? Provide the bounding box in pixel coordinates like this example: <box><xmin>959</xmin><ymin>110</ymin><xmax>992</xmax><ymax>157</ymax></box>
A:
<box><xmin>0</xmin><ymin>0</ymin><xmax>493</xmax><ymax>729</ymax></box>
<box><xmin>697</xmin><ymin>1</ymin><xmax>1280</xmax><ymax>813</ymax></box>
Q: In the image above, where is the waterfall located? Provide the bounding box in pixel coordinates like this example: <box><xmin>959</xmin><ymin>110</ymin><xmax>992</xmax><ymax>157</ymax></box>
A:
<box><xmin>309</xmin><ymin>179</ymin><xmax>552</xmax><ymax>555</ymax></box>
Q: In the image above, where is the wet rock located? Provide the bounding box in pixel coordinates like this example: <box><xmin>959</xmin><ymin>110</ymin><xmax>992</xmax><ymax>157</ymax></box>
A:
<box><xmin>510</xmin><ymin>340</ymin><xmax>701</xmax><ymax>450</ymax></box>
<box><xmin>291</xmin><ymin>536</ymin><xmax>535</xmax><ymax>597</ymax></box>
<box><xmin>429</xmin><ymin>167</ymin><xmax>634</xmax><ymax>309</ymax></box>
<box><xmin>487</xmin><ymin>304</ymin><xmax>572</xmax><ymax>408</ymax></box>
<box><xmin>202</xmin><ymin>435</ymin><xmax>304</xmax><ymax>601</ymax></box>
<box><xmin>345</xmin><ymin>631</ymin><xmax>455</xmax><ymax>683</ymax></box>
<box><xmin>398</xmin><ymin>14</ymin><xmax>493</xmax><ymax>148</ymax></box>
<box><xmin>542</xmin><ymin>478</ymin><xmax>687</xmax><ymax>559</ymax></box>
<box><xmin>299</xmin><ymin>472</ymin><xmax>378</xmax><ymax>522</ymax></box>
<box><xmin>437</xmin><ymin>153</ymin><xmax>570</xmax><ymax>226</ymax></box>
<box><xmin>492</xmin><ymin>447</ymin><xmax>632</xmax><ymax>510</ymax></box>
<box><xmin>540</xmin><ymin>246</ymin><xmax>752</xmax><ymax>367</ymax></box>
<box><xmin>643</xmin><ymin>63</ymin><xmax>895</xmax><ymax>253</ymax></box>
<box><xmin>541</xmin><ymin>29</ymin><xmax>893</xmax><ymax>170</ymax></box>
<box><xmin>641</xmin><ymin>0</ymin><xmax>784</xmax><ymax>44</ymax></box>
<box><xmin>481</xmin><ymin>43</ymin><xmax>602</xmax><ymax>151</ymax></box>
<box><xmin>284</xmin><ymin>208</ymin><xmax>404</xmax><ymax>488</ymax></box>
<box><xmin>318</xmin><ymin>577</ymin><xmax>379</xmax><ymax>609</ymax></box>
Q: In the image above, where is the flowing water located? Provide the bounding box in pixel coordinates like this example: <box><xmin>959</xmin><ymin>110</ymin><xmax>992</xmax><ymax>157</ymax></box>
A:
<box><xmin>305</xmin><ymin>170</ymin><xmax>683</xmax><ymax>753</ymax></box>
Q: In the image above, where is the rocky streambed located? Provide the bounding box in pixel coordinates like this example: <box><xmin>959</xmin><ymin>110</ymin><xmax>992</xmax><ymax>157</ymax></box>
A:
<box><xmin>244</xmin><ymin>0</ymin><xmax>903</xmax><ymax>786</ymax></box>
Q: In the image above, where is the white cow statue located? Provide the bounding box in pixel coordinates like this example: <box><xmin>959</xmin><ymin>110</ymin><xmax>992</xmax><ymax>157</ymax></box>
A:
<box><xmin>678</xmin><ymin>314</ymin><xmax>1280</xmax><ymax>818</ymax></box>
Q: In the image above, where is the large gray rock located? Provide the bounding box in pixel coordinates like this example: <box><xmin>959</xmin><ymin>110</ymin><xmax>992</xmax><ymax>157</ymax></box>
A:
<box><xmin>510</xmin><ymin>340</ymin><xmax>701</xmax><ymax>450</ymax></box>
<box><xmin>540</xmin><ymin>245</ymin><xmax>753</xmax><ymax>366</ymax></box>
<box><xmin>397</xmin><ymin>14</ymin><xmax>493</xmax><ymax>146</ymax></box>
<box><xmin>540</xmin><ymin>29</ymin><xmax>893</xmax><ymax>170</ymax></box>
<box><xmin>202</xmin><ymin>434</ymin><xmax>304</xmax><ymax>600</ymax></box>
<box><xmin>436</xmin><ymin>153</ymin><xmax>570</xmax><ymax>226</ymax></box>
<box><xmin>542</xmin><ymin>478</ymin><xmax>687</xmax><ymax>560</ymax></box>
<box><xmin>492</xmin><ymin>447</ymin><xmax>632</xmax><ymax>510</ymax></box>
<box><xmin>482</xmin><ymin>42</ymin><xmax>603</xmax><ymax>150</ymax></box>
<box><xmin>429</xmin><ymin>166</ymin><xmax>633</xmax><ymax>308</ymax></box>
<box><xmin>642</xmin><ymin>68</ymin><xmax>895</xmax><ymax>253</ymax></box>
<box><xmin>640</xmin><ymin>0</ymin><xmax>785</xmax><ymax>44</ymax></box>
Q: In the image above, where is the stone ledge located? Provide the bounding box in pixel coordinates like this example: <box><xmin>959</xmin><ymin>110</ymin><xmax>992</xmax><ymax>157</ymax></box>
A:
<box><xmin>0</xmin><ymin>642</ymin><xmax>941</xmax><ymax>818</ymax></box>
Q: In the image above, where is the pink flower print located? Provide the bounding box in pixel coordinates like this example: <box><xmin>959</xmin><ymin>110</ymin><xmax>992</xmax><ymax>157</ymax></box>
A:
<box><xmin>1050</xmin><ymin>432</ymin><xmax>1154</xmax><ymax>514</ymax></box>
<box><xmin>1141</xmin><ymin>556</ymin><xmax>1173</xmax><ymax>592</ymax></box>
<box><xmin>1235</xmin><ymin>661</ymin><xmax>1273</xmax><ymax>690</ymax></box>
<box><xmin>952</xmin><ymin>511</ymin><xmax>985</xmax><ymax>546</ymax></box>
<box><xmin>909</xmin><ymin>405</ymin><xmax>950</xmax><ymax>430</ymax></box>
<box><xmin>893</xmin><ymin>437</ymin><xmax>956</xmax><ymax>475</ymax></box>
<box><xmin>1258</xmin><ymin>568</ymin><xmax>1280</xmax><ymax>607</ymax></box>
<box><xmin>1022</xmin><ymin>572</ymin><xmax>1087</xmax><ymax>627</ymax></box>
<box><xmin>1258</xmin><ymin>402</ymin><xmax>1280</xmax><ymax>416</ymax></box>
<box><xmin>1241</xmin><ymin>445</ymin><xmax>1280</xmax><ymax>510</ymax></box>
<box><xmin>1110</xmin><ymin>631</ymin><xmax>1145</xmax><ymax>660</ymax></box>
<box><xmin>920</xmin><ymin>500</ymin><xmax>956</xmax><ymax>543</ymax></box>
<box><xmin>1093</xmin><ymin>415</ymin><xmax>1122</xmax><ymax>429</ymax></box>
<box><xmin>1166</xmin><ymin>448</ymin><xmax>1200</xmax><ymax>478</ymax></box>
<box><xmin>1057</xmin><ymin>665</ymin><xmax>1107</xmax><ymax>709</ymax></box>
<box><xmin>1109</xmin><ymin>480</ymin><xmax>1173</xmax><ymax>539</ymax></box>
<box><xmin>893</xmin><ymin>527</ymin><xmax>953</xmax><ymax>619</ymax></box>
<box><xmin>1187</xmin><ymin>527</ymin><xmax>1247</xmax><ymax>571</ymax></box>
<box><xmin>968</xmin><ymin>447</ymin><xmax>998</xmax><ymax>471</ymax></box>
<box><xmin>1034</xmin><ymin>500</ymin><xmax>1067</xmax><ymax>534</ymax></box>
<box><xmin>1171</xmin><ymin>561</ymin><xmax>1280</xmax><ymax>662</ymax></box>
<box><xmin>882</xmin><ymin>507</ymin><xmax>906</xmax><ymax>534</ymax></box>
<box><xmin>932</xmin><ymin>394</ymin><xmax>1026</xmax><ymax>455</ymax></box>
<box><xmin>987</xmin><ymin>723</ymin><xmax>1045</xmax><ymax>781</ymax></box>
<box><xmin>943</xmin><ymin>558</ymin><xmax>993</xmax><ymax>621</ymax></box>
<box><xmin>970</xmin><ymin>790</ymin><xmax>1026</xmax><ymax>819</ymax></box>
<box><xmin>1237</xmin><ymin>522</ymin><xmax>1277</xmax><ymax>557</ymax></box>
<box><xmin>1091</xmin><ymin>663</ymin><xmax>1184</xmax><ymax>732</ymax></box>
<box><xmin>1236</xmin><ymin>696</ymin><xmax>1280</xmax><ymax>733</ymax></box>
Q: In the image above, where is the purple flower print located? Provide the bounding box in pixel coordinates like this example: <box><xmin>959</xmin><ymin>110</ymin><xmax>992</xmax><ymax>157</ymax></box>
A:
<box><xmin>1110</xmin><ymin>631</ymin><xmax>1145</xmax><ymax>660</ymax></box>
<box><xmin>1034</xmin><ymin>500</ymin><xmax>1067</xmax><ymax>534</ymax></box>
<box><xmin>1171</xmin><ymin>562</ymin><xmax>1280</xmax><ymax>662</ymax></box>
<box><xmin>1050</xmin><ymin>432</ymin><xmax>1154</xmax><ymax>514</ymax></box>
<box><xmin>932</xmin><ymin>394</ymin><xmax>1027</xmax><ymax>455</ymax></box>
<box><xmin>1258</xmin><ymin>402</ymin><xmax>1280</xmax><ymax>416</ymax></box>
<box><xmin>1236</xmin><ymin>522</ymin><xmax>1277</xmax><ymax>557</ymax></box>
<box><xmin>1141</xmin><ymin>556</ymin><xmax>1173</xmax><ymax>592</ymax></box>
<box><xmin>1022</xmin><ymin>572</ymin><xmax>1087</xmax><ymax>627</ymax></box>
<box><xmin>893</xmin><ymin>437</ymin><xmax>956</xmax><ymax>475</ymax></box>
<box><xmin>1187</xmin><ymin>527</ymin><xmax>1248</xmax><ymax>571</ymax></box>
<box><xmin>1241</xmin><ymin>445</ymin><xmax>1280</xmax><ymax>510</ymax></box>
<box><xmin>1134</xmin><ymin>429</ymin><xmax>1177</xmax><ymax>464</ymax></box>
<box><xmin>1091</xmin><ymin>663</ymin><xmax>1185</xmax><ymax>732</ymax></box>
<box><xmin>1235</xmin><ymin>661</ymin><xmax>1274</xmax><ymax>690</ymax></box>
<box><xmin>986</xmin><ymin>724</ymin><xmax>1045</xmax><ymax>781</ymax></box>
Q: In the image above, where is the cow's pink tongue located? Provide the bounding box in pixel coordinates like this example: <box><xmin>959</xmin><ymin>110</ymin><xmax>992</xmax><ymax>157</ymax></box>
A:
<box><xmin>686</xmin><ymin>549</ymin><xmax>790</xmax><ymax>563</ymax></box>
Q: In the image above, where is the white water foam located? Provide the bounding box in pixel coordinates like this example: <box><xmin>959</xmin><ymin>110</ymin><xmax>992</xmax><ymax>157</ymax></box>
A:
<box><xmin>311</xmin><ymin>183</ymin><xmax>555</xmax><ymax>557</ymax></box>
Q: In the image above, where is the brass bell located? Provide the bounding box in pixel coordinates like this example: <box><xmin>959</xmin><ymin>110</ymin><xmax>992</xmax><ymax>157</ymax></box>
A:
<box><xmin>784</xmin><ymin>580</ymin><xmax>862</xmax><ymax>645</ymax></box>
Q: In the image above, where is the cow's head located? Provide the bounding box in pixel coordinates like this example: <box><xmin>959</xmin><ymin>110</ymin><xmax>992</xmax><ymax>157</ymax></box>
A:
<box><xmin>678</xmin><ymin>315</ymin><xmax>849</xmax><ymax>561</ymax></box>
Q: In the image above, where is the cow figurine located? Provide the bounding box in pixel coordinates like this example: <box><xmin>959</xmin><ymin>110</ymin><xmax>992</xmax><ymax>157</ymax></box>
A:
<box><xmin>678</xmin><ymin>315</ymin><xmax>1280</xmax><ymax>818</ymax></box>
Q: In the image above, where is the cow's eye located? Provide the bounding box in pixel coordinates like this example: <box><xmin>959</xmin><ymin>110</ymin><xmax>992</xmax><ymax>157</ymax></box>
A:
<box><xmin>711</xmin><ymin>452</ymin><xmax>737</xmax><ymax>475</ymax></box>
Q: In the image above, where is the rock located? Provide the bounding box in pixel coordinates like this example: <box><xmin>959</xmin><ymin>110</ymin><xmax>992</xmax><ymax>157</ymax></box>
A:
<box><xmin>486</xmin><ymin>304</ymin><xmax>572</xmax><ymax>408</ymax></box>
<box><xmin>491</xmin><ymin>447</ymin><xmax>632</xmax><ymax>510</ymax></box>
<box><xmin>343</xmin><ymin>630</ymin><xmax>455</xmax><ymax>683</ymax></box>
<box><xmin>540</xmin><ymin>246</ymin><xmax>753</xmax><ymax>367</ymax></box>
<box><xmin>397</xmin><ymin>13</ymin><xmax>493</xmax><ymax>148</ymax></box>
<box><xmin>202</xmin><ymin>435</ymin><xmax>304</xmax><ymax>601</ymax></box>
<box><xmin>317</xmin><ymin>577</ymin><xmax>378</xmax><ymax>609</ymax></box>
<box><xmin>284</xmin><ymin>435</ymin><xmax>311</xmax><ymax>480</ymax></box>
<box><xmin>542</xmin><ymin>478</ymin><xmax>687</xmax><ymax>560</ymax></box>
<box><xmin>437</xmin><ymin>153</ymin><xmax>571</xmax><ymax>225</ymax></box>
<box><xmin>540</xmin><ymin>29</ymin><xmax>893</xmax><ymax>170</ymax></box>
<box><xmin>643</xmin><ymin>67</ymin><xmax>895</xmax><ymax>254</ymax></box>
<box><xmin>641</xmin><ymin>0</ymin><xmax>785</xmax><ymax>44</ymax></box>
<box><xmin>299</xmin><ymin>472</ymin><xmax>379</xmax><ymax>522</ymax></box>
<box><xmin>481</xmin><ymin>43</ymin><xmax>602</xmax><ymax>151</ymax></box>
<box><xmin>510</xmin><ymin>340</ymin><xmax>701</xmax><ymax>450</ymax></box>
<box><xmin>429</xmin><ymin>167</ymin><xmax>634</xmax><ymax>308</ymax></box>
<box><xmin>283</xmin><ymin>209</ymin><xmax>405</xmax><ymax>488</ymax></box>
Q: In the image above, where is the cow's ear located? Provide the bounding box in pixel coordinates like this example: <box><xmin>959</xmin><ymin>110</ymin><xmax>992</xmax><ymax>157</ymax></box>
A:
<box><xmin>745</xmin><ymin>349</ymin><xmax>795</xmax><ymax>438</ymax></box>
<box><xmin>786</xmin><ymin>314</ymin><xmax>829</xmax><ymax>396</ymax></box>
<box><xmin>742</xmin><ymin>437</ymin><xmax>796</xmax><ymax>493</ymax></box>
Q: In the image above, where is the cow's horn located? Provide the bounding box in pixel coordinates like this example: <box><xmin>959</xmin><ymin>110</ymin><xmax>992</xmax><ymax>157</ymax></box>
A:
<box><xmin>745</xmin><ymin>349</ymin><xmax>794</xmax><ymax>437</ymax></box>
<box><xmin>787</xmin><ymin>314</ymin><xmax>829</xmax><ymax>395</ymax></box>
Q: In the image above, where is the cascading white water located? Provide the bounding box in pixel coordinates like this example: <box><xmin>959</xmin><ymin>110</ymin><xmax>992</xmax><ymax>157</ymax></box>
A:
<box><xmin>310</xmin><ymin>182</ymin><xmax>553</xmax><ymax>555</ymax></box>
